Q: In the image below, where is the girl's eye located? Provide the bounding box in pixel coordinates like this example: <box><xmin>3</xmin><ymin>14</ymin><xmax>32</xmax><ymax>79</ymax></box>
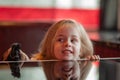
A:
<box><xmin>57</xmin><ymin>38</ymin><xmax>64</xmax><ymax>42</ymax></box>
<box><xmin>71</xmin><ymin>39</ymin><xmax>75</xmax><ymax>42</ymax></box>
<box><xmin>71</xmin><ymin>39</ymin><xmax>77</xmax><ymax>43</ymax></box>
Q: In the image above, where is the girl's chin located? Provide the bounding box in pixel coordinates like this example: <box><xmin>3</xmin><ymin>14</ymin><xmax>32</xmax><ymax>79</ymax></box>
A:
<box><xmin>61</xmin><ymin>57</ymin><xmax>74</xmax><ymax>60</ymax></box>
<box><xmin>61</xmin><ymin>57</ymin><xmax>80</xmax><ymax>60</ymax></box>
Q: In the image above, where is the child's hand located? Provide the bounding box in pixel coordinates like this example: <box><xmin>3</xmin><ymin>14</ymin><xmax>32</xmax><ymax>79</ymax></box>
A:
<box><xmin>86</xmin><ymin>55</ymin><xmax>100</xmax><ymax>61</ymax></box>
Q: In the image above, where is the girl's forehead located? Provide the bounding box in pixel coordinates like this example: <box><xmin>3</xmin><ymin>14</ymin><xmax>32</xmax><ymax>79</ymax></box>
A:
<box><xmin>57</xmin><ymin>23</ymin><xmax>79</xmax><ymax>33</ymax></box>
<box><xmin>54</xmin><ymin>24</ymin><xmax>80</xmax><ymax>38</ymax></box>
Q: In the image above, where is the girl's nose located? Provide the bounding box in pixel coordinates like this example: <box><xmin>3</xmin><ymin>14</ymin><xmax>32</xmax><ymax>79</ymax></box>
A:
<box><xmin>64</xmin><ymin>40</ymin><xmax>72</xmax><ymax>47</ymax></box>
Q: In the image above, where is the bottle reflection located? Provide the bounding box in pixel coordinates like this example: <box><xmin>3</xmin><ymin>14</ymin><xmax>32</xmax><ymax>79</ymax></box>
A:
<box><xmin>41</xmin><ymin>60</ymin><xmax>92</xmax><ymax>80</ymax></box>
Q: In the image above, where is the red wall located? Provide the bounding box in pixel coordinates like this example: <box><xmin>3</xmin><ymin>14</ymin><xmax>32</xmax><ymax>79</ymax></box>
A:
<box><xmin>0</xmin><ymin>7</ymin><xmax>100</xmax><ymax>30</ymax></box>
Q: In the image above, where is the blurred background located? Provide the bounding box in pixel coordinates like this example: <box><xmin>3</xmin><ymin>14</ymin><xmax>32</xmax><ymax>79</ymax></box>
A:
<box><xmin>0</xmin><ymin>0</ymin><xmax>119</xmax><ymax>60</ymax></box>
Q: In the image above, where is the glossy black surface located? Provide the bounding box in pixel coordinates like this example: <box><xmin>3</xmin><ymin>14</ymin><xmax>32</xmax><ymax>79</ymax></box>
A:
<box><xmin>0</xmin><ymin>60</ymin><xmax>120</xmax><ymax>80</ymax></box>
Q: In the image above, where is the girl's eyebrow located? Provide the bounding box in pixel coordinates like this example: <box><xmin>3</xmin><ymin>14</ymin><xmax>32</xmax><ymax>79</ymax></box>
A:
<box><xmin>55</xmin><ymin>34</ymin><xmax>64</xmax><ymax>37</ymax></box>
<box><xmin>55</xmin><ymin>34</ymin><xmax>79</xmax><ymax>38</ymax></box>
<box><xmin>72</xmin><ymin>35</ymin><xmax>78</xmax><ymax>37</ymax></box>
<box><xmin>71</xmin><ymin>35</ymin><xmax>80</xmax><ymax>39</ymax></box>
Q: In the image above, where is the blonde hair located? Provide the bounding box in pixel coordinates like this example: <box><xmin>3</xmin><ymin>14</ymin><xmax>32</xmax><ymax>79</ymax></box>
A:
<box><xmin>33</xmin><ymin>19</ymin><xmax>93</xmax><ymax>60</ymax></box>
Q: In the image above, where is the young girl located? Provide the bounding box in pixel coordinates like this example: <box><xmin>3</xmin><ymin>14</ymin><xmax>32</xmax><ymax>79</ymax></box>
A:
<box><xmin>31</xmin><ymin>19</ymin><xmax>99</xmax><ymax>60</ymax></box>
<box><xmin>3</xmin><ymin>19</ymin><xmax>99</xmax><ymax>61</ymax></box>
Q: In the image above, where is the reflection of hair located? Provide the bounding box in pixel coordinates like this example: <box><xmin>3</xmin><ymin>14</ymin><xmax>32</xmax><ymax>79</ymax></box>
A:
<box><xmin>41</xmin><ymin>61</ymin><xmax>56</xmax><ymax>80</ymax></box>
<box><xmin>41</xmin><ymin>61</ymin><xmax>92</xmax><ymax>80</ymax></box>
<box><xmin>33</xmin><ymin>19</ymin><xmax>93</xmax><ymax>60</ymax></box>
<box><xmin>80</xmin><ymin>61</ymin><xmax>92</xmax><ymax>80</ymax></box>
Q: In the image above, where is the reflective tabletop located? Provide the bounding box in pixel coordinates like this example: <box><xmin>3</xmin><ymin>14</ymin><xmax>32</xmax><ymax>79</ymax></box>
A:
<box><xmin>0</xmin><ymin>59</ymin><xmax>120</xmax><ymax>80</ymax></box>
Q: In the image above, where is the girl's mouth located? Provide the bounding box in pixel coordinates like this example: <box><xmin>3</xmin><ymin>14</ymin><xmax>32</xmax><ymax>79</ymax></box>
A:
<box><xmin>62</xmin><ymin>50</ymin><xmax>73</xmax><ymax>54</ymax></box>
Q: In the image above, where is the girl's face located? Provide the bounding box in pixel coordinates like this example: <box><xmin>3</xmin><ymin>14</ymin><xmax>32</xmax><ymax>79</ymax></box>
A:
<box><xmin>53</xmin><ymin>24</ymin><xmax>81</xmax><ymax>60</ymax></box>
